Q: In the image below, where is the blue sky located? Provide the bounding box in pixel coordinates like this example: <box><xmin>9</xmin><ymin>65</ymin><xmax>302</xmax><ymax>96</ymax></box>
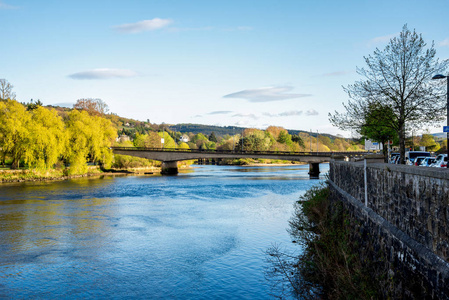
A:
<box><xmin>1</xmin><ymin>0</ymin><xmax>449</xmax><ymax>136</ymax></box>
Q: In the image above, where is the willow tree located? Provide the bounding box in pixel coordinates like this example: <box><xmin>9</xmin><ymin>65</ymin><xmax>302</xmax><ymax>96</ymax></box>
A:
<box><xmin>26</xmin><ymin>106</ymin><xmax>67</xmax><ymax>169</ymax></box>
<box><xmin>0</xmin><ymin>100</ymin><xmax>31</xmax><ymax>168</ymax></box>
<box><xmin>65</xmin><ymin>110</ymin><xmax>116</xmax><ymax>174</ymax></box>
<box><xmin>329</xmin><ymin>25</ymin><xmax>448</xmax><ymax>163</ymax></box>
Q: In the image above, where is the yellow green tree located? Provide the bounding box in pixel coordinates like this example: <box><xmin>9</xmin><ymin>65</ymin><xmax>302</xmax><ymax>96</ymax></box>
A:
<box><xmin>420</xmin><ymin>133</ymin><xmax>440</xmax><ymax>152</ymax></box>
<box><xmin>65</xmin><ymin>110</ymin><xmax>116</xmax><ymax>174</ymax></box>
<box><xmin>134</xmin><ymin>132</ymin><xmax>162</xmax><ymax>148</ymax></box>
<box><xmin>0</xmin><ymin>100</ymin><xmax>32</xmax><ymax>168</ymax></box>
<box><xmin>25</xmin><ymin>106</ymin><xmax>67</xmax><ymax>169</ymax></box>
<box><xmin>158</xmin><ymin>132</ymin><xmax>177</xmax><ymax>149</ymax></box>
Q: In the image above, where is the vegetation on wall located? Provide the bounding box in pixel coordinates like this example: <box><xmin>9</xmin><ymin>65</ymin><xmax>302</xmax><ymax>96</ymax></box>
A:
<box><xmin>266</xmin><ymin>184</ymin><xmax>385</xmax><ymax>299</ymax></box>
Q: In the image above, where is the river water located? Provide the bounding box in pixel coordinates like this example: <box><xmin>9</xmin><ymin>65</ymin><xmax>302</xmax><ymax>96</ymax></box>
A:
<box><xmin>0</xmin><ymin>164</ymin><xmax>328</xmax><ymax>299</ymax></box>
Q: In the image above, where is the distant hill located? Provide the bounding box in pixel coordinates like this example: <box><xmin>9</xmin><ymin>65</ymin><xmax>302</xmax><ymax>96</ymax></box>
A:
<box><xmin>431</xmin><ymin>132</ymin><xmax>446</xmax><ymax>139</ymax></box>
<box><xmin>168</xmin><ymin>123</ymin><xmax>339</xmax><ymax>139</ymax></box>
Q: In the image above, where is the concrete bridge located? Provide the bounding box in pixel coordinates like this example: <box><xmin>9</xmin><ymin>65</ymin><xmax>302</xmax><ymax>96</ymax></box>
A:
<box><xmin>111</xmin><ymin>147</ymin><xmax>368</xmax><ymax>177</ymax></box>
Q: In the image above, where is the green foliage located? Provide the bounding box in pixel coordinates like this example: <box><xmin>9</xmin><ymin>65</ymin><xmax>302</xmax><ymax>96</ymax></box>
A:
<box><xmin>0</xmin><ymin>99</ymin><xmax>32</xmax><ymax>169</ymax></box>
<box><xmin>0</xmin><ymin>99</ymin><xmax>117</xmax><ymax>174</ymax></box>
<box><xmin>134</xmin><ymin>132</ymin><xmax>162</xmax><ymax>148</ymax></box>
<box><xmin>178</xmin><ymin>142</ymin><xmax>190</xmax><ymax>150</ymax></box>
<box><xmin>236</xmin><ymin>129</ymin><xmax>271</xmax><ymax>152</ymax></box>
<box><xmin>292</xmin><ymin>134</ymin><xmax>305</xmax><ymax>148</ymax></box>
<box><xmin>208</xmin><ymin>132</ymin><xmax>218</xmax><ymax>142</ymax></box>
<box><xmin>267</xmin><ymin>184</ymin><xmax>385</xmax><ymax>299</ymax></box>
<box><xmin>26</xmin><ymin>106</ymin><xmax>66</xmax><ymax>170</ymax></box>
<box><xmin>420</xmin><ymin>133</ymin><xmax>440</xmax><ymax>151</ymax></box>
<box><xmin>158</xmin><ymin>131</ymin><xmax>177</xmax><ymax>149</ymax></box>
<box><xmin>25</xmin><ymin>99</ymin><xmax>43</xmax><ymax>111</ymax></box>
<box><xmin>112</xmin><ymin>154</ymin><xmax>157</xmax><ymax>169</ymax></box>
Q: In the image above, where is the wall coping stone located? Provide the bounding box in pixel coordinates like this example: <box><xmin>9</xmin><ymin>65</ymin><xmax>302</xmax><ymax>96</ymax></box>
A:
<box><xmin>332</xmin><ymin>160</ymin><xmax>449</xmax><ymax>181</ymax></box>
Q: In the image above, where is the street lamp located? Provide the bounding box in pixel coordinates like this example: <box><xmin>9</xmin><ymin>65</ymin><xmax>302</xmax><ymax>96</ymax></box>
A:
<box><xmin>432</xmin><ymin>74</ymin><xmax>449</xmax><ymax>168</ymax></box>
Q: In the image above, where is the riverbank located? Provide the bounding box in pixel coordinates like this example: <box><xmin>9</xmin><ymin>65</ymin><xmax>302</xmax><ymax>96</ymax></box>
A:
<box><xmin>0</xmin><ymin>166</ymin><xmax>161</xmax><ymax>183</ymax></box>
<box><xmin>0</xmin><ymin>161</ymin><xmax>306</xmax><ymax>183</ymax></box>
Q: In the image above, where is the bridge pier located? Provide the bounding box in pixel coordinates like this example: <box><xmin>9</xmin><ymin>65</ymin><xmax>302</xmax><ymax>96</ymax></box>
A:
<box><xmin>308</xmin><ymin>163</ymin><xmax>320</xmax><ymax>179</ymax></box>
<box><xmin>161</xmin><ymin>161</ymin><xmax>179</xmax><ymax>175</ymax></box>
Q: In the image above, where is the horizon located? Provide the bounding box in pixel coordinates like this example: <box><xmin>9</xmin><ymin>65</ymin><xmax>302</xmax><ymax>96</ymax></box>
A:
<box><xmin>2</xmin><ymin>0</ymin><xmax>449</xmax><ymax>137</ymax></box>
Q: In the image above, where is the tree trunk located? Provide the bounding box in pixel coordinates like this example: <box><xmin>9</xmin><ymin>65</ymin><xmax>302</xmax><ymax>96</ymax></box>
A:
<box><xmin>398</xmin><ymin>123</ymin><xmax>406</xmax><ymax>164</ymax></box>
<box><xmin>11</xmin><ymin>157</ymin><xmax>19</xmax><ymax>169</ymax></box>
<box><xmin>382</xmin><ymin>142</ymin><xmax>388</xmax><ymax>163</ymax></box>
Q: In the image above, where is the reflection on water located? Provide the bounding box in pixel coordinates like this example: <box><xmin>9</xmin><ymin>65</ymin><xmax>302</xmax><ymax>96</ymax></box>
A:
<box><xmin>0</xmin><ymin>164</ymin><xmax>328</xmax><ymax>299</ymax></box>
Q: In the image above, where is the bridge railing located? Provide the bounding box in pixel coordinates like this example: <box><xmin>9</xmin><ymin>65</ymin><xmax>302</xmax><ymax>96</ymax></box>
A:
<box><xmin>111</xmin><ymin>147</ymin><xmax>367</xmax><ymax>157</ymax></box>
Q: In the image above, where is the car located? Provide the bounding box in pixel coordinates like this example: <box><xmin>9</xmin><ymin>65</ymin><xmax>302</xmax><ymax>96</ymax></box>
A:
<box><xmin>389</xmin><ymin>153</ymin><xmax>399</xmax><ymax>164</ymax></box>
<box><xmin>413</xmin><ymin>156</ymin><xmax>428</xmax><ymax>166</ymax></box>
<box><xmin>430</xmin><ymin>154</ymin><xmax>448</xmax><ymax>168</ymax></box>
<box><xmin>419</xmin><ymin>157</ymin><xmax>436</xmax><ymax>167</ymax></box>
<box><xmin>405</xmin><ymin>151</ymin><xmax>430</xmax><ymax>165</ymax></box>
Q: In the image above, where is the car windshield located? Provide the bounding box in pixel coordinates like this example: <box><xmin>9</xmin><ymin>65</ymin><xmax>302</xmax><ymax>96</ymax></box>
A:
<box><xmin>408</xmin><ymin>152</ymin><xmax>430</xmax><ymax>159</ymax></box>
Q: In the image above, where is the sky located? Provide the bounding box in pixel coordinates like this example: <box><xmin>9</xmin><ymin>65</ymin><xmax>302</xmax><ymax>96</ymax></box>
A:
<box><xmin>1</xmin><ymin>0</ymin><xmax>449</xmax><ymax>137</ymax></box>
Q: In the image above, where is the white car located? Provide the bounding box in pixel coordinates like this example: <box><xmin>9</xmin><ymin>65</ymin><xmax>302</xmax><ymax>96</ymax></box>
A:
<box><xmin>430</xmin><ymin>154</ymin><xmax>448</xmax><ymax>168</ymax></box>
<box><xmin>419</xmin><ymin>157</ymin><xmax>436</xmax><ymax>167</ymax></box>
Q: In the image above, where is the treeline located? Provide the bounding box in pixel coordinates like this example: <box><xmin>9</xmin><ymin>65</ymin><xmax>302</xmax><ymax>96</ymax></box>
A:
<box><xmin>0</xmin><ymin>99</ymin><xmax>116</xmax><ymax>174</ymax></box>
<box><xmin>122</xmin><ymin>125</ymin><xmax>363</xmax><ymax>153</ymax></box>
<box><xmin>168</xmin><ymin>123</ymin><xmax>338</xmax><ymax>140</ymax></box>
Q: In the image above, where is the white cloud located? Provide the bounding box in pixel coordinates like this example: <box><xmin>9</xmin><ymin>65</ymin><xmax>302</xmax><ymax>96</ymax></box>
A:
<box><xmin>367</xmin><ymin>33</ymin><xmax>397</xmax><ymax>47</ymax></box>
<box><xmin>207</xmin><ymin>110</ymin><xmax>233</xmax><ymax>115</ymax></box>
<box><xmin>263</xmin><ymin>110</ymin><xmax>303</xmax><ymax>117</ymax></box>
<box><xmin>68</xmin><ymin>68</ymin><xmax>139</xmax><ymax>80</ymax></box>
<box><xmin>279</xmin><ymin>110</ymin><xmax>303</xmax><ymax>117</ymax></box>
<box><xmin>232</xmin><ymin>113</ymin><xmax>258</xmax><ymax>120</ymax></box>
<box><xmin>113</xmin><ymin>18</ymin><xmax>172</xmax><ymax>34</ymax></box>
<box><xmin>305</xmin><ymin>109</ymin><xmax>319</xmax><ymax>116</ymax></box>
<box><xmin>439</xmin><ymin>38</ymin><xmax>449</xmax><ymax>47</ymax></box>
<box><xmin>224</xmin><ymin>86</ymin><xmax>311</xmax><ymax>102</ymax></box>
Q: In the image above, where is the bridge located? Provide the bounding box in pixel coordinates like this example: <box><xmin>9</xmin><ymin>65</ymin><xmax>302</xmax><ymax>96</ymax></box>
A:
<box><xmin>111</xmin><ymin>147</ymin><xmax>368</xmax><ymax>177</ymax></box>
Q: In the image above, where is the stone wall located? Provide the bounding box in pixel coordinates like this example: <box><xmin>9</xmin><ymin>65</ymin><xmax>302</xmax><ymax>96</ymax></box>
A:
<box><xmin>329</xmin><ymin>161</ymin><xmax>449</xmax><ymax>299</ymax></box>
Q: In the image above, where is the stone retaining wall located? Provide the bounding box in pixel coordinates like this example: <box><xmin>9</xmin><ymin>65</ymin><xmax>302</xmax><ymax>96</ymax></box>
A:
<box><xmin>329</xmin><ymin>161</ymin><xmax>449</xmax><ymax>298</ymax></box>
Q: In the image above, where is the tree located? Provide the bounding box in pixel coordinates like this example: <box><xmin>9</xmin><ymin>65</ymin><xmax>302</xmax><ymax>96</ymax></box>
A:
<box><xmin>360</xmin><ymin>103</ymin><xmax>398</xmax><ymax>159</ymax></box>
<box><xmin>0</xmin><ymin>100</ymin><xmax>31</xmax><ymax>168</ymax></box>
<box><xmin>208</xmin><ymin>132</ymin><xmax>218</xmax><ymax>143</ymax></box>
<box><xmin>25</xmin><ymin>106</ymin><xmax>66</xmax><ymax>169</ymax></box>
<box><xmin>0</xmin><ymin>79</ymin><xmax>16</xmax><ymax>100</ymax></box>
<box><xmin>158</xmin><ymin>131</ymin><xmax>177</xmax><ymax>149</ymax></box>
<box><xmin>133</xmin><ymin>132</ymin><xmax>161</xmax><ymax>148</ymax></box>
<box><xmin>420</xmin><ymin>132</ymin><xmax>440</xmax><ymax>152</ymax></box>
<box><xmin>65</xmin><ymin>110</ymin><xmax>116</xmax><ymax>174</ymax></box>
<box><xmin>236</xmin><ymin>129</ymin><xmax>270</xmax><ymax>152</ymax></box>
<box><xmin>329</xmin><ymin>25</ymin><xmax>448</xmax><ymax>164</ymax></box>
<box><xmin>25</xmin><ymin>99</ymin><xmax>43</xmax><ymax>111</ymax></box>
<box><xmin>73</xmin><ymin>98</ymin><xmax>109</xmax><ymax>115</ymax></box>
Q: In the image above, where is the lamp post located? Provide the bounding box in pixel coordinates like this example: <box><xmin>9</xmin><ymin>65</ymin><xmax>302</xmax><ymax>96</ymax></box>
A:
<box><xmin>432</xmin><ymin>74</ymin><xmax>449</xmax><ymax>168</ymax></box>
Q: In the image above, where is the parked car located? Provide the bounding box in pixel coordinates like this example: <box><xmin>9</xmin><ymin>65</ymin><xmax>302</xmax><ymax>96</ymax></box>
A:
<box><xmin>419</xmin><ymin>157</ymin><xmax>436</xmax><ymax>167</ymax></box>
<box><xmin>405</xmin><ymin>151</ymin><xmax>430</xmax><ymax>165</ymax></box>
<box><xmin>389</xmin><ymin>153</ymin><xmax>400</xmax><ymax>164</ymax></box>
<box><xmin>413</xmin><ymin>156</ymin><xmax>428</xmax><ymax>166</ymax></box>
<box><xmin>431</xmin><ymin>154</ymin><xmax>448</xmax><ymax>168</ymax></box>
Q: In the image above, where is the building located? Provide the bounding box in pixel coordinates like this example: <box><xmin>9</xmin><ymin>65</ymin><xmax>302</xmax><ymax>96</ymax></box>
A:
<box><xmin>365</xmin><ymin>139</ymin><xmax>383</xmax><ymax>151</ymax></box>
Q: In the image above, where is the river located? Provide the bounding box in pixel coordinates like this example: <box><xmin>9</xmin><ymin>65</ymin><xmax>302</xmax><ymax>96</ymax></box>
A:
<box><xmin>0</xmin><ymin>164</ymin><xmax>328</xmax><ymax>299</ymax></box>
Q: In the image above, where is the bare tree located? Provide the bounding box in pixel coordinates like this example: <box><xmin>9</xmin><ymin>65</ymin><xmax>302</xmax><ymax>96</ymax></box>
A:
<box><xmin>329</xmin><ymin>25</ymin><xmax>448</xmax><ymax>163</ymax></box>
<box><xmin>0</xmin><ymin>79</ymin><xmax>16</xmax><ymax>100</ymax></box>
<box><xmin>73</xmin><ymin>98</ymin><xmax>109</xmax><ymax>115</ymax></box>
